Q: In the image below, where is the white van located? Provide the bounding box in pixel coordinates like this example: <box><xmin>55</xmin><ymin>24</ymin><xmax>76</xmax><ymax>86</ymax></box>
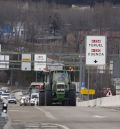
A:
<box><xmin>30</xmin><ymin>93</ymin><xmax>39</xmax><ymax>106</ymax></box>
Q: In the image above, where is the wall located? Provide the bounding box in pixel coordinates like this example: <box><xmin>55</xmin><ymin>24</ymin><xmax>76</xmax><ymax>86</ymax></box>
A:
<box><xmin>77</xmin><ymin>95</ymin><xmax>120</xmax><ymax>107</ymax></box>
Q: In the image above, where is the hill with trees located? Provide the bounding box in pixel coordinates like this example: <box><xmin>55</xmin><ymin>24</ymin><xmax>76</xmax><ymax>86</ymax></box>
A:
<box><xmin>31</xmin><ymin>0</ymin><xmax>120</xmax><ymax>6</ymax></box>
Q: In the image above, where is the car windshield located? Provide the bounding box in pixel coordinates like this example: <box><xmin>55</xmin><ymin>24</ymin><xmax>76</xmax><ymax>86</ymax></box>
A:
<box><xmin>53</xmin><ymin>72</ymin><xmax>69</xmax><ymax>83</ymax></box>
<box><xmin>9</xmin><ymin>96</ymin><xmax>16</xmax><ymax>99</ymax></box>
<box><xmin>32</xmin><ymin>95</ymin><xmax>38</xmax><ymax>99</ymax></box>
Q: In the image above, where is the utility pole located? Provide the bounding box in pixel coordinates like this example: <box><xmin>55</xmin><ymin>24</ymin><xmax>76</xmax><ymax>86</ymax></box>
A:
<box><xmin>87</xmin><ymin>67</ymin><xmax>90</xmax><ymax>100</ymax></box>
<box><xmin>79</xmin><ymin>31</ymin><xmax>83</xmax><ymax>98</ymax></box>
<box><xmin>10</xmin><ymin>69</ymin><xmax>13</xmax><ymax>86</ymax></box>
<box><xmin>36</xmin><ymin>71</ymin><xmax>38</xmax><ymax>82</ymax></box>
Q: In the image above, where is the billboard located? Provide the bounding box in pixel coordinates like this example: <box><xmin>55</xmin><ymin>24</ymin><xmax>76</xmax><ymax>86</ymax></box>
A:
<box><xmin>86</xmin><ymin>36</ymin><xmax>106</xmax><ymax>66</ymax></box>
<box><xmin>21</xmin><ymin>54</ymin><xmax>31</xmax><ymax>71</ymax></box>
<box><xmin>0</xmin><ymin>55</ymin><xmax>9</xmax><ymax>69</ymax></box>
<box><xmin>34</xmin><ymin>54</ymin><xmax>47</xmax><ymax>71</ymax></box>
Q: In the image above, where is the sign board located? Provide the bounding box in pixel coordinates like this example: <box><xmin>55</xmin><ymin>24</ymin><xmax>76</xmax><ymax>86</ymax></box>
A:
<box><xmin>21</xmin><ymin>54</ymin><xmax>31</xmax><ymax>71</ymax></box>
<box><xmin>47</xmin><ymin>63</ymin><xmax>63</xmax><ymax>71</ymax></box>
<box><xmin>116</xmin><ymin>89</ymin><xmax>120</xmax><ymax>95</ymax></box>
<box><xmin>113</xmin><ymin>57</ymin><xmax>120</xmax><ymax>78</ymax></box>
<box><xmin>80</xmin><ymin>82</ymin><xmax>85</xmax><ymax>89</ymax></box>
<box><xmin>106</xmin><ymin>90</ymin><xmax>112</xmax><ymax>97</ymax></box>
<box><xmin>34</xmin><ymin>54</ymin><xmax>47</xmax><ymax>71</ymax></box>
<box><xmin>86</xmin><ymin>36</ymin><xmax>106</xmax><ymax>65</ymax></box>
<box><xmin>0</xmin><ymin>55</ymin><xmax>9</xmax><ymax>69</ymax></box>
<box><xmin>80</xmin><ymin>89</ymin><xmax>95</xmax><ymax>95</ymax></box>
<box><xmin>112</xmin><ymin>78</ymin><xmax>120</xmax><ymax>95</ymax></box>
<box><xmin>115</xmin><ymin>82</ymin><xmax>120</xmax><ymax>95</ymax></box>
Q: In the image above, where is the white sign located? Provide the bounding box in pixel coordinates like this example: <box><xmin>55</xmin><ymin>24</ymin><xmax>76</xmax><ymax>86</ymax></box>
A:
<box><xmin>86</xmin><ymin>36</ymin><xmax>106</xmax><ymax>65</ymax></box>
<box><xmin>34</xmin><ymin>54</ymin><xmax>47</xmax><ymax>71</ymax></box>
<box><xmin>47</xmin><ymin>63</ymin><xmax>63</xmax><ymax>71</ymax></box>
<box><xmin>0</xmin><ymin>55</ymin><xmax>9</xmax><ymax>69</ymax></box>
<box><xmin>21</xmin><ymin>54</ymin><xmax>31</xmax><ymax>71</ymax></box>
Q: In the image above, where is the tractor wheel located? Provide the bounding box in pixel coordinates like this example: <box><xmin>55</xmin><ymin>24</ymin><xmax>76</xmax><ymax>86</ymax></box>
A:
<box><xmin>45</xmin><ymin>90</ymin><xmax>52</xmax><ymax>106</ymax></box>
<box><xmin>39</xmin><ymin>91</ymin><xmax>45</xmax><ymax>106</ymax></box>
<box><xmin>69</xmin><ymin>89</ymin><xmax>76</xmax><ymax>106</ymax></box>
<box><xmin>63</xmin><ymin>91</ymin><xmax>69</xmax><ymax>106</ymax></box>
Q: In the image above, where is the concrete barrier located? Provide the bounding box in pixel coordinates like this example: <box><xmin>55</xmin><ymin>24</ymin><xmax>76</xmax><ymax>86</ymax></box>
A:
<box><xmin>77</xmin><ymin>95</ymin><xmax>120</xmax><ymax>107</ymax></box>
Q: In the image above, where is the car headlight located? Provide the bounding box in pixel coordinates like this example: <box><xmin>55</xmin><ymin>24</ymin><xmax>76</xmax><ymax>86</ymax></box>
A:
<box><xmin>3</xmin><ymin>103</ymin><xmax>7</xmax><ymax>107</ymax></box>
<box><xmin>3</xmin><ymin>109</ymin><xmax>7</xmax><ymax>113</ymax></box>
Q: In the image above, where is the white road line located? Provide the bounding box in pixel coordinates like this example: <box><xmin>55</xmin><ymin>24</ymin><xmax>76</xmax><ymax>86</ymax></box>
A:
<box><xmin>34</xmin><ymin>107</ymin><xmax>57</xmax><ymax>120</ymax></box>
<box><xmin>41</xmin><ymin>123</ymin><xmax>70</xmax><ymax>129</ymax></box>
<box><xmin>9</xmin><ymin>109</ymin><xmax>28</xmax><ymax>112</ymax></box>
<box><xmin>93</xmin><ymin>115</ymin><xmax>106</xmax><ymax>118</ymax></box>
<box><xmin>48</xmin><ymin>123</ymin><xmax>70</xmax><ymax>129</ymax></box>
<box><xmin>25</xmin><ymin>125</ymin><xmax>39</xmax><ymax>128</ymax></box>
<box><xmin>42</xmin><ymin>125</ymin><xmax>58</xmax><ymax>128</ymax></box>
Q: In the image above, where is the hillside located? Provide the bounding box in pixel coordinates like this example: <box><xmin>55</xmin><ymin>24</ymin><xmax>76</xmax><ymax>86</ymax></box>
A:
<box><xmin>32</xmin><ymin>0</ymin><xmax>120</xmax><ymax>5</ymax></box>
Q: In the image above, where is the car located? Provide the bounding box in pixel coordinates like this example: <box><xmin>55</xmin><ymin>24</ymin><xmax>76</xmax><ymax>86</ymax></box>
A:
<box><xmin>30</xmin><ymin>93</ymin><xmax>39</xmax><ymax>106</ymax></box>
<box><xmin>0</xmin><ymin>90</ymin><xmax>4</xmax><ymax>95</ymax></box>
<box><xmin>8</xmin><ymin>96</ymin><xmax>17</xmax><ymax>104</ymax></box>
<box><xmin>0</xmin><ymin>93</ymin><xmax>10</xmax><ymax>100</ymax></box>
<box><xmin>0</xmin><ymin>90</ymin><xmax>5</xmax><ymax>101</ymax></box>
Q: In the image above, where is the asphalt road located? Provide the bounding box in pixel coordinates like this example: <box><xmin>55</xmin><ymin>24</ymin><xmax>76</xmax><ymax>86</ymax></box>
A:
<box><xmin>8</xmin><ymin>104</ymin><xmax>120</xmax><ymax>129</ymax></box>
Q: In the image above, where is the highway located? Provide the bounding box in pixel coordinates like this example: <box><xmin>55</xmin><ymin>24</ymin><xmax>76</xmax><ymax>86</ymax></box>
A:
<box><xmin>8</xmin><ymin>104</ymin><xmax>120</xmax><ymax>129</ymax></box>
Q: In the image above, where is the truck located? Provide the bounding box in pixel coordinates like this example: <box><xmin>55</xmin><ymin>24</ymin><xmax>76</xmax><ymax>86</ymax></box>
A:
<box><xmin>39</xmin><ymin>71</ymin><xmax>76</xmax><ymax>106</ymax></box>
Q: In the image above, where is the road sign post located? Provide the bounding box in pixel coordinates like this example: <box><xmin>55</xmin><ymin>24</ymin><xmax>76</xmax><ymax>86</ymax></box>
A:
<box><xmin>34</xmin><ymin>54</ymin><xmax>47</xmax><ymax>71</ymax></box>
<box><xmin>21</xmin><ymin>54</ymin><xmax>31</xmax><ymax>71</ymax></box>
<box><xmin>87</xmin><ymin>67</ymin><xmax>90</xmax><ymax>100</ymax></box>
<box><xmin>86</xmin><ymin>36</ymin><xmax>106</xmax><ymax>66</ymax></box>
<box><xmin>86</xmin><ymin>36</ymin><xmax>107</xmax><ymax>100</ymax></box>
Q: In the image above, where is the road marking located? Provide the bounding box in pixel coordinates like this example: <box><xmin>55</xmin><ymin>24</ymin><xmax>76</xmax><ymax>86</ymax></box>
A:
<box><xmin>93</xmin><ymin>115</ymin><xmax>106</xmax><ymax>118</ymax></box>
<box><xmin>49</xmin><ymin>123</ymin><xmax>70</xmax><ymax>129</ymax></box>
<box><xmin>41</xmin><ymin>123</ymin><xmax>70</xmax><ymax>129</ymax></box>
<box><xmin>9</xmin><ymin>109</ymin><xmax>28</xmax><ymax>112</ymax></box>
<box><xmin>12</xmin><ymin>121</ymin><xmax>70</xmax><ymax>129</ymax></box>
<box><xmin>42</xmin><ymin>125</ymin><xmax>58</xmax><ymax>128</ymax></box>
<box><xmin>25</xmin><ymin>124</ymin><xmax>39</xmax><ymax>128</ymax></box>
<box><xmin>35</xmin><ymin>107</ymin><xmax>57</xmax><ymax>120</ymax></box>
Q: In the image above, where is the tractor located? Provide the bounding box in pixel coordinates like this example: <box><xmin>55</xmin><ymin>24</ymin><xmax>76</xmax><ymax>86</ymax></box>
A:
<box><xmin>43</xmin><ymin>71</ymin><xmax>76</xmax><ymax>106</ymax></box>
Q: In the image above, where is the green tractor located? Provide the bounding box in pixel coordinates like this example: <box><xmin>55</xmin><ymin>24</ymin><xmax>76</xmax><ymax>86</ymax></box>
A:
<box><xmin>45</xmin><ymin>71</ymin><xmax>76</xmax><ymax>106</ymax></box>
